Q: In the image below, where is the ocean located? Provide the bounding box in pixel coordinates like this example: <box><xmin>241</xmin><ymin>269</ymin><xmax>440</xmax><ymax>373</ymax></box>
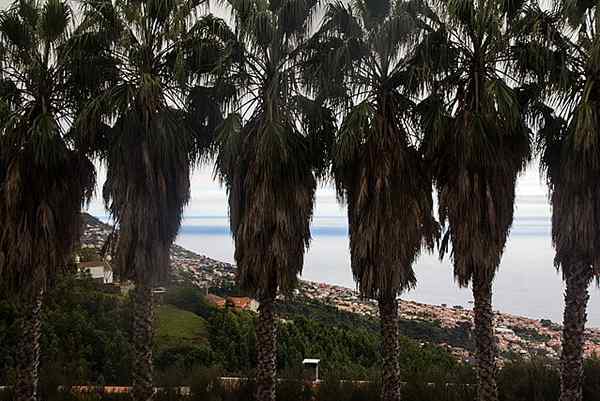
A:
<box><xmin>88</xmin><ymin>165</ymin><xmax>599</xmax><ymax>327</ymax></box>
<box><xmin>175</xmin><ymin>214</ymin><xmax>600</xmax><ymax>328</ymax></box>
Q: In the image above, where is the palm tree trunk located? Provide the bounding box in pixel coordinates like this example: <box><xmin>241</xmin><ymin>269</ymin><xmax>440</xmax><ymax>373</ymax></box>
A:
<box><xmin>472</xmin><ymin>276</ymin><xmax>498</xmax><ymax>401</ymax></box>
<box><xmin>255</xmin><ymin>296</ymin><xmax>276</xmax><ymax>401</ymax></box>
<box><xmin>559</xmin><ymin>267</ymin><xmax>592</xmax><ymax>401</ymax></box>
<box><xmin>379</xmin><ymin>297</ymin><xmax>401</xmax><ymax>401</ymax></box>
<box><xmin>15</xmin><ymin>290</ymin><xmax>44</xmax><ymax>401</ymax></box>
<box><xmin>132</xmin><ymin>281</ymin><xmax>155</xmax><ymax>401</ymax></box>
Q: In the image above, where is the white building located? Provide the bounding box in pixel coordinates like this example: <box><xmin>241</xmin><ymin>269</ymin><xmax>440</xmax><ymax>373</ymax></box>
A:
<box><xmin>78</xmin><ymin>260</ymin><xmax>113</xmax><ymax>284</ymax></box>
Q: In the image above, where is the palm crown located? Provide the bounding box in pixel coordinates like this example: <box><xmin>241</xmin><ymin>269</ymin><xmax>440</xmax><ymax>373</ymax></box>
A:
<box><xmin>515</xmin><ymin>1</ymin><xmax>600</xmax><ymax>277</ymax></box>
<box><xmin>213</xmin><ymin>0</ymin><xmax>336</xmax><ymax>298</ymax></box>
<box><xmin>415</xmin><ymin>0</ymin><xmax>532</xmax><ymax>287</ymax></box>
<box><xmin>77</xmin><ymin>0</ymin><xmax>222</xmax><ymax>284</ymax></box>
<box><xmin>304</xmin><ymin>0</ymin><xmax>439</xmax><ymax>300</ymax></box>
<box><xmin>0</xmin><ymin>0</ymin><xmax>96</xmax><ymax>299</ymax></box>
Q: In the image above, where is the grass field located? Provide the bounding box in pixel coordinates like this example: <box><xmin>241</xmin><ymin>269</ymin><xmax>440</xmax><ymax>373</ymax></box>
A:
<box><xmin>155</xmin><ymin>304</ymin><xmax>208</xmax><ymax>347</ymax></box>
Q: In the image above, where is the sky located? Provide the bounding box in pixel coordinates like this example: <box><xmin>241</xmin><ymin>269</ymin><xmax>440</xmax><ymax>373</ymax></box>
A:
<box><xmin>0</xmin><ymin>0</ymin><xmax>553</xmax><ymax>220</ymax></box>
<box><xmin>7</xmin><ymin>0</ymin><xmax>598</xmax><ymax>325</ymax></box>
<box><xmin>0</xmin><ymin>0</ymin><xmax>556</xmax><ymax>258</ymax></box>
<box><xmin>86</xmin><ymin>162</ymin><xmax>552</xmax><ymax>220</ymax></box>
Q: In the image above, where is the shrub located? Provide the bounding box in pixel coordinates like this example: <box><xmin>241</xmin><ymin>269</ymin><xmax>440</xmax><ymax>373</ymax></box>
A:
<box><xmin>498</xmin><ymin>358</ymin><xmax>559</xmax><ymax>401</ymax></box>
<box><xmin>276</xmin><ymin>379</ymin><xmax>309</xmax><ymax>401</ymax></box>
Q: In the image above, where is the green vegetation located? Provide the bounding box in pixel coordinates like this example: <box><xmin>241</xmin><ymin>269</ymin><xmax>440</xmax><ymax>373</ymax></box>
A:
<box><xmin>155</xmin><ymin>305</ymin><xmax>208</xmax><ymax>347</ymax></box>
<box><xmin>2</xmin><ymin>0</ymin><xmax>600</xmax><ymax>400</ymax></box>
<box><xmin>1</xmin><ymin>276</ymin><xmax>600</xmax><ymax>401</ymax></box>
<box><xmin>509</xmin><ymin>326</ymin><xmax>551</xmax><ymax>343</ymax></box>
<box><xmin>2</xmin><ymin>359</ymin><xmax>600</xmax><ymax>401</ymax></box>
<box><xmin>276</xmin><ymin>298</ymin><xmax>473</xmax><ymax>351</ymax></box>
<box><xmin>0</xmin><ymin>277</ymin><xmax>469</xmax><ymax>388</ymax></box>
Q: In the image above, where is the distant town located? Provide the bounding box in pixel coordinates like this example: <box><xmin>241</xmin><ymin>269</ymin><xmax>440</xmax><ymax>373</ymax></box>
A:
<box><xmin>79</xmin><ymin>213</ymin><xmax>600</xmax><ymax>363</ymax></box>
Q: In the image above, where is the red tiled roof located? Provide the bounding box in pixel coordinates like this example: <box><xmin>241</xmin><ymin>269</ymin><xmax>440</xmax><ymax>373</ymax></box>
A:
<box><xmin>206</xmin><ymin>294</ymin><xmax>226</xmax><ymax>308</ymax></box>
<box><xmin>78</xmin><ymin>260</ymin><xmax>110</xmax><ymax>269</ymax></box>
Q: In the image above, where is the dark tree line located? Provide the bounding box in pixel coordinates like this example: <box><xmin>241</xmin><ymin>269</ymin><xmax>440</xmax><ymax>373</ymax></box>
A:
<box><xmin>1</xmin><ymin>1</ymin><xmax>600</xmax><ymax>401</ymax></box>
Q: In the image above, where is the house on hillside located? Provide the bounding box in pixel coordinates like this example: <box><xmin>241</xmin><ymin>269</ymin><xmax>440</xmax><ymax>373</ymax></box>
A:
<box><xmin>204</xmin><ymin>294</ymin><xmax>259</xmax><ymax>312</ymax></box>
<box><xmin>206</xmin><ymin>294</ymin><xmax>226</xmax><ymax>309</ymax></box>
<box><xmin>226</xmin><ymin>297</ymin><xmax>259</xmax><ymax>312</ymax></box>
<box><xmin>78</xmin><ymin>260</ymin><xmax>113</xmax><ymax>284</ymax></box>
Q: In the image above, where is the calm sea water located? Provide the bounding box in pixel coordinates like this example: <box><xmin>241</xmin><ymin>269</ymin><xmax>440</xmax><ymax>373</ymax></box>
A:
<box><xmin>175</xmin><ymin>214</ymin><xmax>600</xmax><ymax>328</ymax></box>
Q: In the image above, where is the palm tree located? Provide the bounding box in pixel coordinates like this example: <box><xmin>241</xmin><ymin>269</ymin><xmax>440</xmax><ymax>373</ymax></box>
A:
<box><xmin>303</xmin><ymin>1</ymin><xmax>438</xmax><ymax>399</ymax></box>
<box><xmin>76</xmin><ymin>1</ymin><xmax>224</xmax><ymax>399</ymax></box>
<box><xmin>210</xmin><ymin>1</ymin><xmax>335</xmax><ymax>399</ymax></box>
<box><xmin>513</xmin><ymin>3</ymin><xmax>600</xmax><ymax>400</ymax></box>
<box><xmin>0</xmin><ymin>1</ymin><xmax>97</xmax><ymax>400</ymax></box>
<box><xmin>412</xmin><ymin>1</ymin><xmax>532</xmax><ymax>400</ymax></box>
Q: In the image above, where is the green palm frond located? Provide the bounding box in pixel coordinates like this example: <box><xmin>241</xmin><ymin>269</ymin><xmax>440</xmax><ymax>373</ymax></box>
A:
<box><xmin>500</xmin><ymin>0</ymin><xmax>527</xmax><ymax>19</ymax></box>
<box><xmin>292</xmin><ymin>94</ymin><xmax>336</xmax><ymax>179</ymax></box>
<box><xmin>0</xmin><ymin>0</ymin><xmax>96</xmax><ymax>300</ymax></box>
<box><xmin>304</xmin><ymin>0</ymin><xmax>440</xmax><ymax>300</ymax></box>
<box><xmin>321</xmin><ymin>1</ymin><xmax>363</xmax><ymax>37</ymax></box>
<box><xmin>353</xmin><ymin>0</ymin><xmax>391</xmax><ymax>26</ymax></box>
<box><xmin>279</xmin><ymin>0</ymin><xmax>315</xmax><ymax>36</ymax></box>
<box><xmin>413</xmin><ymin>0</ymin><xmax>532</xmax><ymax>286</ymax></box>
<box><xmin>517</xmin><ymin>1</ymin><xmax>600</xmax><ymax>278</ymax></box>
<box><xmin>0</xmin><ymin>8</ymin><xmax>34</xmax><ymax>54</ymax></box>
<box><xmin>561</xmin><ymin>0</ymin><xmax>597</xmax><ymax>28</ymax></box>
<box><xmin>214</xmin><ymin>112</ymin><xmax>243</xmax><ymax>187</ymax></box>
<box><xmin>333</xmin><ymin>100</ymin><xmax>374</xmax><ymax>188</ymax></box>
<box><xmin>211</xmin><ymin>0</ymin><xmax>331</xmax><ymax>298</ymax></box>
<box><xmin>16</xmin><ymin>0</ymin><xmax>41</xmax><ymax>27</ymax></box>
<box><xmin>74</xmin><ymin>0</ymin><xmax>225</xmax><ymax>283</ymax></box>
<box><xmin>40</xmin><ymin>0</ymin><xmax>71</xmax><ymax>43</ymax></box>
<box><xmin>512</xmin><ymin>4</ymin><xmax>581</xmax><ymax>98</ymax></box>
<box><xmin>446</xmin><ymin>0</ymin><xmax>476</xmax><ymax>29</ymax></box>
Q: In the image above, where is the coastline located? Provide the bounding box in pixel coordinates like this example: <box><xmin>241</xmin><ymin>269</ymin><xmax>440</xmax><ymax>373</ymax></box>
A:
<box><xmin>82</xmin><ymin>213</ymin><xmax>600</xmax><ymax>362</ymax></box>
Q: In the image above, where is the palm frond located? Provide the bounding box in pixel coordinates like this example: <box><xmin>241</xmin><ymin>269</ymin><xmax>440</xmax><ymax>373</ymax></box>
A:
<box><xmin>517</xmin><ymin>1</ymin><xmax>600</xmax><ymax>278</ymax></box>
<box><xmin>210</xmin><ymin>0</ymin><xmax>332</xmax><ymax>297</ymax></box>
<box><xmin>415</xmin><ymin>0</ymin><xmax>532</xmax><ymax>286</ymax></box>
<box><xmin>0</xmin><ymin>8</ymin><xmax>34</xmax><ymax>53</ymax></box>
<box><xmin>40</xmin><ymin>0</ymin><xmax>71</xmax><ymax>44</ymax></box>
<box><xmin>0</xmin><ymin>0</ymin><xmax>97</xmax><ymax>299</ymax></box>
<box><xmin>303</xmin><ymin>0</ymin><xmax>441</xmax><ymax>299</ymax></box>
<box><xmin>293</xmin><ymin>95</ymin><xmax>336</xmax><ymax>179</ymax></box>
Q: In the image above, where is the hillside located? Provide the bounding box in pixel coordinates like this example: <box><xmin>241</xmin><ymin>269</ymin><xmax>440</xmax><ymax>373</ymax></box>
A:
<box><xmin>79</xmin><ymin>213</ymin><xmax>600</xmax><ymax>362</ymax></box>
<box><xmin>155</xmin><ymin>305</ymin><xmax>208</xmax><ymax>348</ymax></box>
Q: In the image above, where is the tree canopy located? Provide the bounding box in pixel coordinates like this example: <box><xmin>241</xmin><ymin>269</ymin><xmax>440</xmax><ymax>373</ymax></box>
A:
<box><xmin>0</xmin><ymin>0</ymin><xmax>96</xmax><ymax>299</ymax></box>
<box><xmin>212</xmin><ymin>0</ymin><xmax>336</xmax><ymax>298</ymax></box>
<box><xmin>302</xmin><ymin>0</ymin><xmax>439</xmax><ymax>300</ymax></box>
<box><xmin>515</xmin><ymin>1</ymin><xmax>600</xmax><ymax>279</ymax></box>
<box><xmin>413</xmin><ymin>0</ymin><xmax>533</xmax><ymax>287</ymax></box>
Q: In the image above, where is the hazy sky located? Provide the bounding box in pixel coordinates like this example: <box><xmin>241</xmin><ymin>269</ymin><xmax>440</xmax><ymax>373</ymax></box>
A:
<box><xmin>86</xmin><ymin>162</ymin><xmax>552</xmax><ymax>219</ymax></box>
<box><xmin>0</xmin><ymin>0</ymin><xmax>552</xmax><ymax>220</ymax></box>
<box><xmin>7</xmin><ymin>0</ymin><xmax>593</xmax><ymax>325</ymax></box>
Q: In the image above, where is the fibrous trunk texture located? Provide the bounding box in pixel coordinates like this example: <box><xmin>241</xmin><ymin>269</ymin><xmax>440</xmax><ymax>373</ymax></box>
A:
<box><xmin>379</xmin><ymin>297</ymin><xmax>401</xmax><ymax>401</ymax></box>
<box><xmin>15</xmin><ymin>290</ymin><xmax>43</xmax><ymax>401</ymax></box>
<box><xmin>132</xmin><ymin>281</ymin><xmax>155</xmax><ymax>401</ymax></box>
<box><xmin>559</xmin><ymin>267</ymin><xmax>592</xmax><ymax>401</ymax></box>
<box><xmin>255</xmin><ymin>297</ymin><xmax>276</xmax><ymax>401</ymax></box>
<box><xmin>472</xmin><ymin>276</ymin><xmax>498</xmax><ymax>401</ymax></box>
